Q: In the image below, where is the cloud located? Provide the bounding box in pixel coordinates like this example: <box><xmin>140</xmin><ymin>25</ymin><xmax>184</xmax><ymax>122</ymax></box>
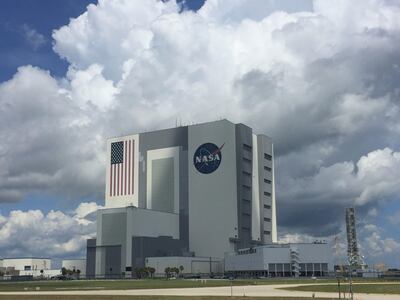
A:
<box><xmin>278</xmin><ymin>148</ymin><xmax>400</xmax><ymax>236</ymax></box>
<box><xmin>0</xmin><ymin>202</ymin><xmax>100</xmax><ymax>258</ymax></box>
<box><xmin>388</xmin><ymin>210</ymin><xmax>400</xmax><ymax>225</ymax></box>
<box><xmin>0</xmin><ymin>0</ymin><xmax>400</xmax><ymax>263</ymax></box>
<box><xmin>21</xmin><ymin>24</ymin><xmax>46</xmax><ymax>50</ymax></box>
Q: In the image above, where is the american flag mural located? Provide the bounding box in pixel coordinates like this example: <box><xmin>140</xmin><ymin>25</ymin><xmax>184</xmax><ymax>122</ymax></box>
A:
<box><xmin>110</xmin><ymin>139</ymin><xmax>135</xmax><ymax>197</ymax></box>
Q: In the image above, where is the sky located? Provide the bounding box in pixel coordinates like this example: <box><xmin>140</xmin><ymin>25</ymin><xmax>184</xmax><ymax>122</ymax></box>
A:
<box><xmin>0</xmin><ymin>0</ymin><xmax>400</xmax><ymax>268</ymax></box>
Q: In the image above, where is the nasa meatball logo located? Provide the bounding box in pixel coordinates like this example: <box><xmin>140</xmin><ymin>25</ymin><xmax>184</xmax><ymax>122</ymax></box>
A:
<box><xmin>193</xmin><ymin>142</ymin><xmax>225</xmax><ymax>174</ymax></box>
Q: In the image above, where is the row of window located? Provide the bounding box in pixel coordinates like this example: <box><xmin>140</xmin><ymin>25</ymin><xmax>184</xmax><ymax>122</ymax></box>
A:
<box><xmin>238</xmin><ymin>248</ymin><xmax>257</xmax><ymax>255</ymax></box>
<box><xmin>264</xmin><ymin>191</ymin><xmax>271</xmax><ymax>197</ymax></box>
<box><xmin>264</xmin><ymin>230</ymin><xmax>271</xmax><ymax>235</ymax></box>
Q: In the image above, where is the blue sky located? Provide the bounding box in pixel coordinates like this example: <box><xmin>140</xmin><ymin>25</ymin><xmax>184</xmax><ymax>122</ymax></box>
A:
<box><xmin>0</xmin><ymin>0</ymin><xmax>400</xmax><ymax>267</ymax></box>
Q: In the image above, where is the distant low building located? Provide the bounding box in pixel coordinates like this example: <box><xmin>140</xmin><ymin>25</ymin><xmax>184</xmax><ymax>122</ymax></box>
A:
<box><xmin>0</xmin><ymin>257</ymin><xmax>60</xmax><ymax>278</ymax></box>
<box><xmin>62</xmin><ymin>259</ymin><xmax>86</xmax><ymax>277</ymax></box>
<box><xmin>224</xmin><ymin>242</ymin><xmax>332</xmax><ymax>277</ymax></box>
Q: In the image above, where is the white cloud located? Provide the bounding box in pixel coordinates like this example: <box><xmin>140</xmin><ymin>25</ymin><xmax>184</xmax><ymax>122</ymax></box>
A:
<box><xmin>0</xmin><ymin>202</ymin><xmax>100</xmax><ymax>258</ymax></box>
<box><xmin>21</xmin><ymin>24</ymin><xmax>46</xmax><ymax>50</ymax></box>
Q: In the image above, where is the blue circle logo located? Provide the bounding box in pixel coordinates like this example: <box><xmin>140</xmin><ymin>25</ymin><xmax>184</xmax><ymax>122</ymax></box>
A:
<box><xmin>193</xmin><ymin>143</ymin><xmax>225</xmax><ymax>174</ymax></box>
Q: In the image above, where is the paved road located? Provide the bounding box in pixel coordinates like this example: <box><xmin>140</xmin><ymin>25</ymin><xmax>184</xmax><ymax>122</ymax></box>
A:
<box><xmin>1</xmin><ymin>283</ymin><xmax>400</xmax><ymax>299</ymax></box>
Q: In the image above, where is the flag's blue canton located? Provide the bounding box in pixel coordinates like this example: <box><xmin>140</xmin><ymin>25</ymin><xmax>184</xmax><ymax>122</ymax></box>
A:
<box><xmin>111</xmin><ymin>141</ymin><xmax>124</xmax><ymax>164</ymax></box>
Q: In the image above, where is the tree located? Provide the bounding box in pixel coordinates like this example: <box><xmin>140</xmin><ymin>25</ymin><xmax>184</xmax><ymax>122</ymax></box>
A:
<box><xmin>61</xmin><ymin>267</ymin><xmax>67</xmax><ymax>276</ymax></box>
<box><xmin>179</xmin><ymin>265</ymin><xmax>184</xmax><ymax>277</ymax></box>
<box><xmin>164</xmin><ymin>267</ymin><xmax>171</xmax><ymax>278</ymax></box>
<box><xmin>76</xmin><ymin>269</ymin><xmax>81</xmax><ymax>279</ymax></box>
<box><xmin>134</xmin><ymin>267</ymin><xmax>142</xmax><ymax>279</ymax></box>
<box><xmin>148</xmin><ymin>267</ymin><xmax>155</xmax><ymax>278</ymax></box>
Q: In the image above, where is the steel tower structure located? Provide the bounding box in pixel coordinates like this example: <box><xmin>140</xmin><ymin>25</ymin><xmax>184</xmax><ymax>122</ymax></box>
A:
<box><xmin>345</xmin><ymin>207</ymin><xmax>361</xmax><ymax>266</ymax></box>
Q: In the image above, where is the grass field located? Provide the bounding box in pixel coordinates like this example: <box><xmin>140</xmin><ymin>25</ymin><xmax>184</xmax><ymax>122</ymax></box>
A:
<box><xmin>0</xmin><ymin>296</ymin><xmax>328</xmax><ymax>300</ymax></box>
<box><xmin>0</xmin><ymin>278</ymin><xmax>328</xmax><ymax>292</ymax></box>
<box><xmin>282</xmin><ymin>283</ymin><xmax>400</xmax><ymax>294</ymax></box>
<box><xmin>0</xmin><ymin>278</ymin><xmax>398</xmax><ymax>292</ymax></box>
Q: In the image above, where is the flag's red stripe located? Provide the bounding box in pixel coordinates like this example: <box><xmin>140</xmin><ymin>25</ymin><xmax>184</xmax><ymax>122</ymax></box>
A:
<box><xmin>120</xmin><ymin>160</ymin><xmax>123</xmax><ymax>196</ymax></box>
<box><xmin>110</xmin><ymin>162</ymin><xmax>112</xmax><ymax>197</ymax></box>
<box><xmin>132</xmin><ymin>140</ymin><xmax>135</xmax><ymax>194</ymax></box>
<box><xmin>113</xmin><ymin>164</ymin><xmax>116</xmax><ymax>196</ymax></box>
<box><xmin>124</xmin><ymin>141</ymin><xmax>127</xmax><ymax>195</ymax></box>
<box><xmin>128</xmin><ymin>140</ymin><xmax>131</xmax><ymax>195</ymax></box>
<box><xmin>117</xmin><ymin>164</ymin><xmax>120</xmax><ymax>196</ymax></box>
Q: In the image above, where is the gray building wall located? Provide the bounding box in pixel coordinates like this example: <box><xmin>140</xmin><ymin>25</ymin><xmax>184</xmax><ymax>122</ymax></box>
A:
<box><xmin>256</xmin><ymin>135</ymin><xmax>274</xmax><ymax>243</ymax></box>
<box><xmin>86</xmin><ymin>239</ymin><xmax>96</xmax><ymax>278</ymax></box>
<box><xmin>235</xmin><ymin>123</ymin><xmax>255</xmax><ymax>250</ymax></box>
<box><xmin>131</xmin><ymin>236</ymin><xmax>186</xmax><ymax>270</ymax></box>
<box><xmin>139</xmin><ymin>126</ymin><xmax>189</xmax><ymax>247</ymax></box>
<box><xmin>188</xmin><ymin>120</ymin><xmax>238</xmax><ymax>258</ymax></box>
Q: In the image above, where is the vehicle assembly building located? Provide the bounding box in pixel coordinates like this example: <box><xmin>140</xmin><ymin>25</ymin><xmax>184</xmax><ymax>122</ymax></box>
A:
<box><xmin>86</xmin><ymin>119</ymin><xmax>331</xmax><ymax>278</ymax></box>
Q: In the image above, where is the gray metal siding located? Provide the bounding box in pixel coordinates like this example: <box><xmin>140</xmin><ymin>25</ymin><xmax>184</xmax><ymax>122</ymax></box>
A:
<box><xmin>86</xmin><ymin>238</ymin><xmax>96</xmax><ymax>278</ymax></box>
<box><xmin>139</xmin><ymin>126</ymin><xmax>189</xmax><ymax>248</ymax></box>
<box><xmin>257</xmin><ymin>135</ymin><xmax>273</xmax><ymax>243</ymax></box>
<box><xmin>235</xmin><ymin>123</ymin><xmax>253</xmax><ymax>250</ymax></box>
<box><xmin>105</xmin><ymin>246</ymin><xmax>122</xmax><ymax>278</ymax></box>
<box><xmin>151</xmin><ymin>158</ymin><xmax>174</xmax><ymax>213</ymax></box>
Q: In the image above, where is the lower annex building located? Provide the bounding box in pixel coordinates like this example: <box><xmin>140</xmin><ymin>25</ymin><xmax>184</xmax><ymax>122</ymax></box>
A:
<box><xmin>86</xmin><ymin>119</ymin><xmax>331</xmax><ymax>278</ymax></box>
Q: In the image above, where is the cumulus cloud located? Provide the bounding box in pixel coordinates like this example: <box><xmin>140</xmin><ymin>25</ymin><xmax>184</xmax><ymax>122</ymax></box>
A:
<box><xmin>1</xmin><ymin>0</ymin><xmax>400</xmax><ymax>263</ymax></box>
<box><xmin>0</xmin><ymin>202</ymin><xmax>100</xmax><ymax>258</ymax></box>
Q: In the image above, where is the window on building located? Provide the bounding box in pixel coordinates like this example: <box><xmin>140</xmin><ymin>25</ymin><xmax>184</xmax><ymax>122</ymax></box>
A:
<box><xmin>264</xmin><ymin>166</ymin><xmax>271</xmax><ymax>172</ymax></box>
<box><xmin>264</xmin><ymin>230</ymin><xmax>271</xmax><ymax>235</ymax></box>
<box><xmin>243</xmin><ymin>144</ymin><xmax>252</xmax><ymax>151</ymax></box>
<box><xmin>24</xmin><ymin>266</ymin><xmax>31</xmax><ymax>271</ymax></box>
<box><xmin>242</xmin><ymin>171</ymin><xmax>251</xmax><ymax>176</ymax></box>
<box><xmin>243</xmin><ymin>157</ymin><xmax>252</xmax><ymax>163</ymax></box>
<box><xmin>242</xmin><ymin>184</ymin><xmax>251</xmax><ymax>190</ymax></box>
<box><xmin>264</xmin><ymin>191</ymin><xmax>271</xmax><ymax>197</ymax></box>
<box><xmin>264</xmin><ymin>217</ymin><xmax>271</xmax><ymax>222</ymax></box>
<box><xmin>264</xmin><ymin>179</ymin><xmax>271</xmax><ymax>184</ymax></box>
<box><xmin>264</xmin><ymin>204</ymin><xmax>271</xmax><ymax>209</ymax></box>
<box><xmin>264</xmin><ymin>153</ymin><xmax>272</xmax><ymax>160</ymax></box>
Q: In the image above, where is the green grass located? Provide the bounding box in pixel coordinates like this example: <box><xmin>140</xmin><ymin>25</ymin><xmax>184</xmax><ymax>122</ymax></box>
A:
<box><xmin>0</xmin><ymin>278</ymin><xmax>321</xmax><ymax>292</ymax></box>
<box><xmin>0</xmin><ymin>296</ymin><xmax>328</xmax><ymax>300</ymax></box>
<box><xmin>282</xmin><ymin>283</ymin><xmax>400</xmax><ymax>294</ymax></box>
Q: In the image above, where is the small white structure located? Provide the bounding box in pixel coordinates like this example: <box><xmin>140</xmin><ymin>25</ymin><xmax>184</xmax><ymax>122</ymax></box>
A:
<box><xmin>145</xmin><ymin>256</ymin><xmax>224</xmax><ymax>276</ymax></box>
<box><xmin>62</xmin><ymin>259</ymin><xmax>86</xmax><ymax>276</ymax></box>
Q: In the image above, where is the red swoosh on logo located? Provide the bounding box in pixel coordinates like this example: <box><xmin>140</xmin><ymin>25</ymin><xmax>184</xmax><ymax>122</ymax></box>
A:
<box><xmin>211</xmin><ymin>143</ymin><xmax>225</xmax><ymax>156</ymax></box>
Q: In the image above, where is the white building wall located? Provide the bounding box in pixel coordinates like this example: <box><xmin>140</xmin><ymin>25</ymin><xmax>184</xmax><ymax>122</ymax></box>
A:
<box><xmin>293</xmin><ymin>243</ymin><xmax>332</xmax><ymax>268</ymax></box>
<box><xmin>105</xmin><ymin>134</ymin><xmax>139</xmax><ymax>208</ymax></box>
<box><xmin>2</xmin><ymin>258</ymin><xmax>51</xmax><ymax>271</ymax></box>
<box><xmin>188</xmin><ymin>120</ymin><xmax>238</xmax><ymax>258</ymax></box>
<box><xmin>62</xmin><ymin>259</ymin><xmax>87</xmax><ymax>276</ymax></box>
<box><xmin>225</xmin><ymin>243</ymin><xmax>332</xmax><ymax>272</ymax></box>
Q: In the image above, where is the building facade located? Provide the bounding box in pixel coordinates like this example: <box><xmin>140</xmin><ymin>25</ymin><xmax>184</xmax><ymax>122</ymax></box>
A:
<box><xmin>87</xmin><ymin>119</ymin><xmax>277</xmax><ymax>277</ymax></box>
<box><xmin>224</xmin><ymin>242</ymin><xmax>332</xmax><ymax>277</ymax></box>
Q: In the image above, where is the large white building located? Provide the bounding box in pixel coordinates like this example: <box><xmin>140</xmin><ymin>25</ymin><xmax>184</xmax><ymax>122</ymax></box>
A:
<box><xmin>87</xmin><ymin>119</ymin><xmax>277</xmax><ymax>278</ymax></box>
